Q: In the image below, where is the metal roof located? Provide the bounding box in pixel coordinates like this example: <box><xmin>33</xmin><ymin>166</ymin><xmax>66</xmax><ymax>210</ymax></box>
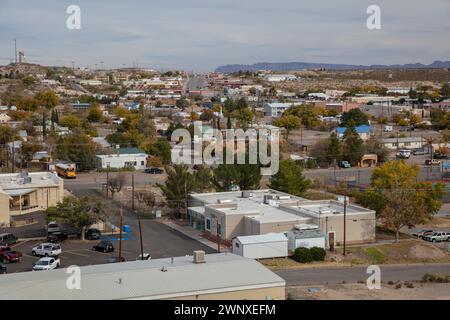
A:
<box><xmin>4</xmin><ymin>188</ymin><xmax>37</xmax><ymax>197</ymax></box>
<box><xmin>235</xmin><ymin>233</ymin><xmax>288</xmax><ymax>245</ymax></box>
<box><xmin>0</xmin><ymin>253</ymin><xmax>285</xmax><ymax>300</ymax></box>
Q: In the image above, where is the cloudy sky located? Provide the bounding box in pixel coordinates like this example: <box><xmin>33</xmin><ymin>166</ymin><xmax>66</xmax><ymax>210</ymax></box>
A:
<box><xmin>0</xmin><ymin>0</ymin><xmax>449</xmax><ymax>71</ymax></box>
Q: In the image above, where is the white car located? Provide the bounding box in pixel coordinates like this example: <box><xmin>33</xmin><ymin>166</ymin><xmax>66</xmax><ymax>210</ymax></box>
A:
<box><xmin>32</xmin><ymin>257</ymin><xmax>60</xmax><ymax>271</ymax></box>
<box><xmin>31</xmin><ymin>243</ymin><xmax>62</xmax><ymax>257</ymax></box>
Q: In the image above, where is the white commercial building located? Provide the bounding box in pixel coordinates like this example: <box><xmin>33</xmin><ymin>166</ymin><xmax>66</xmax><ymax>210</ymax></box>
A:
<box><xmin>96</xmin><ymin>148</ymin><xmax>148</xmax><ymax>170</ymax></box>
<box><xmin>232</xmin><ymin>233</ymin><xmax>288</xmax><ymax>259</ymax></box>
<box><xmin>264</xmin><ymin>102</ymin><xmax>295</xmax><ymax>117</ymax></box>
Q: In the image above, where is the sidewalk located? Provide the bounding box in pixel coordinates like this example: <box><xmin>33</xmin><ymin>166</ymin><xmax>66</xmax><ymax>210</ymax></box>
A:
<box><xmin>159</xmin><ymin>220</ymin><xmax>230</xmax><ymax>252</ymax></box>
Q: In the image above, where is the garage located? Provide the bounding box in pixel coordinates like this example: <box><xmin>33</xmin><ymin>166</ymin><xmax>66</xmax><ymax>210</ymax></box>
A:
<box><xmin>232</xmin><ymin>233</ymin><xmax>288</xmax><ymax>259</ymax></box>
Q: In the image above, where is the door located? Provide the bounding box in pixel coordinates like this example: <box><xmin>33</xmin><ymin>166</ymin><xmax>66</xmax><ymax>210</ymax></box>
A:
<box><xmin>328</xmin><ymin>231</ymin><xmax>335</xmax><ymax>251</ymax></box>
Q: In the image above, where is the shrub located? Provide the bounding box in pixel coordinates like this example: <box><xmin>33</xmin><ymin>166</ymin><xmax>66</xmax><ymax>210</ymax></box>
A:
<box><xmin>293</xmin><ymin>247</ymin><xmax>313</xmax><ymax>263</ymax></box>
<box><xmin>310</xmin><ymin>247</ymin><xmax>326</xmax><ymax>261</ymax></box>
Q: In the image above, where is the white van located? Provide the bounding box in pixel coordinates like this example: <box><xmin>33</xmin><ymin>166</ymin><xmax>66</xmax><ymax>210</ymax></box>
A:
<box><xmin>383</xmin><ymin>125</ymin><xmax>393</xmax><ymax>132</ymax></box>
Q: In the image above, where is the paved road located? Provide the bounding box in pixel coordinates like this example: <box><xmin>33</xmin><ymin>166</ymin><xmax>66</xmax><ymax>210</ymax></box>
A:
<box><xmin>276</xmin><ymin>263</ymin><xmax>450</xmax><ymax>286</ymax></box>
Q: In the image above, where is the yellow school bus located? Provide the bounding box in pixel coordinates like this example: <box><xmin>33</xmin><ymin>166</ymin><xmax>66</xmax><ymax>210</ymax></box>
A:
<box><xmin>55</xmin><ymin>163</ymin><xmax>77</xmax><ymax>179</ymax></box>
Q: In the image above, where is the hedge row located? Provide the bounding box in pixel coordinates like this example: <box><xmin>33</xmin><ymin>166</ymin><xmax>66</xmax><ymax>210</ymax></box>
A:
<box><xmin>293</xmin><ymin>247</ymin><xmax>326</xmax><ymax>263</ymax></box>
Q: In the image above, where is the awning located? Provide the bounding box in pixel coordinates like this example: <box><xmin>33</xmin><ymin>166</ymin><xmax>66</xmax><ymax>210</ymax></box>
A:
<box><xmin>5</xmin><ymin>188</ymin><xmax>37</xmax><ymax>197</ymax></box>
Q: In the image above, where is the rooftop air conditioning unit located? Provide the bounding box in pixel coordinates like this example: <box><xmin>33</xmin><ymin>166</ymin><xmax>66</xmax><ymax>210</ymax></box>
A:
<box><xmin>263</xmin><ymin>195</ymin><xmax>274</xmax><ymax>204</ymax></box>
<box><xmin>278</xmin><ymin>195</ymin><xmax>290</xmax><ymax>200</ymax></box>
<box><xmin>23</xmin><ymin>177</ymin><xmax>32</xmax><ymax>184</ymax></box>
<box><xmin>193</xmin><ymin>250</ymin><xmax>205</xmax><ymax>264</ymax></box>
<box><xmin>217</xmin><ymin>199</ymin><xmax>232</xmax><ymax>204</ymax></box>
<box><xmin>241</xmin><ymin>191</ymin><xmax>251</xmax><ymax>198</ymax></box>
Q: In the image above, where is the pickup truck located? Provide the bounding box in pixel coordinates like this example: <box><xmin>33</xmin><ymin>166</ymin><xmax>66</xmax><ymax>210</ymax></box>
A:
<box><xmin>32</xmin><ymin>257</ymin><xmax>60</xmax><ymax>271</ymax></box>
<box><xmin>412</xmin><ymin>229</ymin><xmax>434</xmax><ymax>239</ymax></box>
<box><xmin>31</xmin><ymin>243</ymin><xmax>62</xmax><ymax>257</ymax></box>
<box><xmin>423</xmin><ymin>231</ymin><xmax>450</xmax><ymax>243</ymax></box>
<box><xmin>0</xmin><ymin>246</ymin><xmax>22</xmax><ymax>263</ymax></box>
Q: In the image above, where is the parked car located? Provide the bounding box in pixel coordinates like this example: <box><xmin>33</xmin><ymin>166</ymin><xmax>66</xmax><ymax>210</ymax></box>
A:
<box><xmin>423</xmin><ymin>231</ymin><xmax>450</xmax><ymax>242</ymax></box>
<box><xmin>412</xmin><ymin>149</ymin><xmax>426</xmax><ymax>156</ymax></box>
<box><xmin>383</xmin><ymin>125</ymin><xmax>393</xmax><ymax>132</ymax></box>
<box><xmin>47</xmin><ymin>221</ymin><xmax>60</xmax><ymax>234</ymax></box>
<box><xmin>32</xmin><ymin>257</ymin><xmax>60</xmax><ymax>271</ymax></box>
<box><xmin>85</xmin><ymin>228</ymin><xmax>101</xmax><ymax>240</ymax></box>
<box><xmin>92</xmin><ymin>240</ymin><xmax>114</xmax><ymax>253</ymax></box>
<box><xmin>0</xmin><ymin>264</ymin><xmax>6</xmax><ymax>274</ymax></box>
<box><xmin>0</xmin><ymin>246</ymin><xmax>22</xmax><ymax>263</ymax></box>
<box><xmin>144</xmin><ymin>167</ymin><xmax>164</xmax><ymax>174</ymax></box>
<box><xmin>0</xmin><ymin>233</ymin><xmax>18</xmax><ymax>246</ymax></box>
<box><xmin>31</xmin><ymin>243</ymin><xmax>62</xmax><ymax>257</ymax></box>
<box><xmin>433</xmin><ymin>153</ymin><xmax>447</xmax><ymax>159</ymax></box>
<box><xmin>412</xmin><ymin>229</ymin><xmax>434</xmax><ymax>239</ymax></box>
<box><xmin>109</xmin><ymin>255</ymin><xmax>126</xmax><ymax>263</ymax></box>
<box><xmin>47</xmin><ymin>231</ymin><xmax>68</xmax><ymax>243</ymax></box>
<box><xmin>396</xmin><ymin>149</ymin><xmax>411</xmax><ymax>159</ymax></box>
<box><xmin>338</xmin><ymin>161</ymin><xmax>351</xmax><ymax>168</ymax></box>
<box><xmin>425</xmin><ymin>159</ymin><xmax>441</xmax><ymax>166</ymax></box>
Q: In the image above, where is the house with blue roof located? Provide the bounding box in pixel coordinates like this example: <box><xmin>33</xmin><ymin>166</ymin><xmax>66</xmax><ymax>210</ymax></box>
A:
<box><xmin>335</xmin><ymin>125</ymin><xmax>373</xmax><ymax>141</ymax></box>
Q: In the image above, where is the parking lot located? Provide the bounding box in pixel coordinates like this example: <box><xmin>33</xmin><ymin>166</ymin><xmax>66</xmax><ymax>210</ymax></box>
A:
<box><xmin>2</xmin><ymin>219</ymin><xmax>216</xmax><ymax>274</ymax></box>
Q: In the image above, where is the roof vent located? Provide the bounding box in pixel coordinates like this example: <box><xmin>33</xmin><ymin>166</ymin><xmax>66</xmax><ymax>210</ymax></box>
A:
<box><xmin>161</xmin><ymin>266</ymin><xmax>168</xmax><ymax>272</ymax></box>
<box><xmin>193</xmin><ymin>250</ymin><xmax>205</xmax><ymax>264</ymax></box>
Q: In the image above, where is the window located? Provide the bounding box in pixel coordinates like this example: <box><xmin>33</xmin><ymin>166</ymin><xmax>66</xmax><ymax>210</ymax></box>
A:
<box><xmin>141</xmin><ymin>161</ymin><xmax>144</xmax><ymax>166</ymax></box>
<box><xmin>235</xmin><ymin>242</ymin><xmax>239</xmax><ymax>248</ymax></box>
<box><xmin>206</xmin><ymin>218</ymin><xmax>211</xmax><ymax>231</ymax></box>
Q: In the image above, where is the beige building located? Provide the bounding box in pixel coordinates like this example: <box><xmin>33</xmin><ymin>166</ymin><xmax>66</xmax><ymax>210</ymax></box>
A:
<box><xmin>0</xmin><ymin>252</ymin><xmax>285</xmax><ymax>300</ymax></box>
<box><xmin>0</xmin><ymin>172</ymin><xmax>64</xmax><ymax>227</ymax></box>
<box><xmin>189</xmin><ymin>190</ymin><xmax>376</xmax><ymax>247</ymax></box>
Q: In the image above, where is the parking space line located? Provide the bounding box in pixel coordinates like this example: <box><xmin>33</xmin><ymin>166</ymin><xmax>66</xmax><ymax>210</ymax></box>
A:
<box><xmin>63</xmin><ymin>251</ymin><xmax>90</xmax><ymax>257</ymax></box>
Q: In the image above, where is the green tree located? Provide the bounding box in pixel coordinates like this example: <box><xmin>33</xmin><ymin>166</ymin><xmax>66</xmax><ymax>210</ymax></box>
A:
<box><xmin>342</xmin><ymin>127</ymin><xmax>365</xmax><ymax>166</ymax></box>
<box><xmin>327</xmin><ymin>132</ymin><xmax>342</xmax><ymax>166</ymax></box>
<box><xmin>59</xmin><ymin>115</ymin><xmax>82</xmax><ymax>129</ymax></box>
<box><xmin>46</xmin><ymin>196</ymin><xmax>109</xmax><ymax>240</ymax></box>
<box><xmin>273</xmin><ymin>114</ymin><xmax>301</xmax><ymax>135</ymax></box>
<box><xmin>158</xmin><ymin>164</ymin><xmax>195</xmax><ymax>218</ymax></box>
<box><xmin>213</xmin><ymin>162</ymin><xmax>261</xmax><ymax>191</ymax></box>
<box><xmin>340</xmin><ymin>109</ymin><xmax>369</xmax><ymax>127</ymax></box>
<box><xmin>87</xmin><ymin>104</ymin><xmax>103</xmax><ymax>122</ymax></box>
<box><xmin>144</xmin><ymin>138</ymin><xmax>171</xmax><ymax>165</ymax></box>
<box><xmin>19</xmin><ymin>142</ymin><xmax>43</xmax><ymax>167</ymax></box>
<box><xmin>269</xmin><ymin>160</ymin><xmax>310</xmax><ymax>196</ymax></box>
<box><xmin>193</xmin><ymin>165</ymin><xmax>213</xmax><ymax>192</ymax></box>
<box><xmin>56</xmin><ymin>129</ymin><xmax>97</xmax><ymax>171</ymax></box>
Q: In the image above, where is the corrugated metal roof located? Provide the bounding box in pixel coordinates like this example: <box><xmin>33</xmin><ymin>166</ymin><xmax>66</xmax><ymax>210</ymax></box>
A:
<box><xmin>0</xmin><ymin>253</ymin><xmax>285</xmax><ymax>300</ymax></box>
<box><xmin>236</xmin><ymin>233</ymin><xmax>288</xmax><ymax>245</ymax></box>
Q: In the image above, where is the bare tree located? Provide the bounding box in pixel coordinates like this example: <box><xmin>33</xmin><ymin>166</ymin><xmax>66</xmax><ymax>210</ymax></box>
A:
<box><xmin>107</xmin><ymin>173</ymin><xmax>127</xmax><ymax>199</ymax></box>
<box><xmin>135</xmin><ymin>191</ymin><xmax>157</xmax><ymax>215</ymax></box>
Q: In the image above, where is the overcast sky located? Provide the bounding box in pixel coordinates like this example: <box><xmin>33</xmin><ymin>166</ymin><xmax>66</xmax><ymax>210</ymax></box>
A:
<box><xmin>0</xmin><ymin>0</ymin><xmax>449</xmax><ymax>71</ymax></box>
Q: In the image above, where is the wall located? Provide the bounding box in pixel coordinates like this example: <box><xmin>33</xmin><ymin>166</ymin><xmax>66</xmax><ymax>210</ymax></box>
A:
<box><xmin>241</xmin><ymin>241</ymin><xmax>288</xmax><ymax>259</ymax></box>
<box><xmin>0</xmin><ymin>192</ymin><xmax>10</xmax><ymax>227</ymax></box>
<box><xmin>166</xmin><ymin>285</ymin><xmax>285</xmax><ymax>300</ymax></box>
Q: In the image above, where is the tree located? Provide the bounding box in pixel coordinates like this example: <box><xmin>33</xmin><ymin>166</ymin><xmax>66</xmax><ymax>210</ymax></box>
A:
<box><xmin>340</xmin><ymin>109</ymin><xmax>369</xmax><ymax>127</ymax></box>
<box><xmin>35</xmin><ymin>90</ymin><xmax>59</xmax><ymax>110</ymax></box>
<box><xmin>46</xmin><ymin>196</ymin><xmax>109</xmax><ymax>240</ymax></box>
<box><xmin>327</xmin><ymin>132</ymin><xmax>342</xmax><ymax>166</ymax></box>
<box><xmin>356</xmin><ymin>161</ymin><xmax>445</xmax><ymax>241</ymax></box>
<box><xmin>200</xmin><ymin>109</ymin><xmax>214</xmax><ymax>122</ymax></box>
<box><xmin>135</xmin><ymin>191</ymin><xmax>157</xmax><ymax>216</ymax></box>
<box><xmin>176</xmin><ymin>97</ymin><xmax>189</xmax><ymax>110</ymax></box>
<box><xmin>107</xmin><ymin>173</ymin><xmax>127</xmax><ymax>199</ymax></box>
<box><xmin>56</xmin><ymin>129</ymin><xmax>97</xmax><ymax>171</ymax></box>
<box><xmin>342</xmin><ymin>127</ymin><xmax>365</xmax><ymax>166</ymax></box>
<box><xmin>364</xmin><ymin>137</ymin><xmax>389</xmax><ymax>163</ymax></box>
<box><xmin>87</xmin><ymin>104</ymin><xmax>103</xmax><ymax>122</ymax></box>
<box><xmin>59</xmin><ymin>115</ymin><xmax>82</xmax><ymax>129</ymax></box>
<box><xmin>19</xmin><ymin>142</ymin><xmax>43</xmax><ymax>167</ymax></box>
<box><xmin>213</xmin><ymin>163</ymin><xmax>261</xmax><ymax>191</ymax></box>
<box><xmin>144</xmin><ymin>138</ymin><xmax>171</xmax><ymax>165</ymax></box>
<box><xmin>232</xmin><ymin>107</ymin><xmax>253</xmax><ymax>129</ymax></box>
<box><xmin>158</xmin><ymin>164</ymin><xmax>195</xmax><ymax>217</ymax></box>
<box><xmin>269</xmin><ymin>160</ymin><xmax>310</xmax><ymax>196</ymax></box>
<box><xmin>193</xmin><ymin>165</ymin><xmax>213</xmax><ymax>192</ymax></box>
<box><xmin>273</xmin><ymin>114</ymin><xmax>301</xmax><ymax>135</ymax></box>
<box><xmin>440</xmin><ymin>83</ymin><xmax>450</xmax><ymax>99</ymax></box>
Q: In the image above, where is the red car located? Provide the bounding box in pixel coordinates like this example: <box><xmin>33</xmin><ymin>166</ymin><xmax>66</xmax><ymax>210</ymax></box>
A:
<box><xmin>0</xmin><ymin>246</ymin><xmax>22</xmax><ymax>263</ymax></box>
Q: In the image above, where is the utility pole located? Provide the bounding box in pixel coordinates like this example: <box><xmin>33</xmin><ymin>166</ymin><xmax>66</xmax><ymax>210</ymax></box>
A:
<box><xmin>106</xmin><ymin>170</ymin><xmax>109</xmax><ymax>198</ymax></box>
<box><xmin>11</xmin><ymin>140</ymin><xmax>15</xmax><ymax>173</ymax></box>
<box><xmin>184</xmin><ymin>181</ymin><xmax>188</xmax><ymax>221</ymax></box>
<box><xmin>137</xmin><ymin>210</ymin><xmax>144</xmax><ymax>259</ymax></box>
<box><xmin>131</xmin><ymin>173</ymin><xmax>135</xmax><ymax>211</ymax></box>
<box><xmin>343</xmin><ymin>196</ymin><xmax>347</xmax><ymax>256</ymax></box>
<box><xmin>216</xmin><ymin>218</ymin><xmax>221</xmax><ymax>253</ymax></box>
<box><xmin>119</xmin><ymin>207</ymin><xmax>124</xmax><ymax>262</ymax></box>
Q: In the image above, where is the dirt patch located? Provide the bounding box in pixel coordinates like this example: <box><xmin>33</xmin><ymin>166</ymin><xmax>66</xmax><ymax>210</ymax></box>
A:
<box><xmin>409</xmin><ymin>243</ymin><xmax>448</xmax><ymax>260</ymax></box>
<box><xmin>287</xmin><ymin>282</ymin><xmax>450</xmax><ymax>300</ymax></box>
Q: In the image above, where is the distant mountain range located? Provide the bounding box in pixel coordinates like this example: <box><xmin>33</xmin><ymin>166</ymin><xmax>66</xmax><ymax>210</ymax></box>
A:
<box><xmin>215</xmin><ymin>60</ymin><xmax>450</xmax><ymax>73</ymax></box>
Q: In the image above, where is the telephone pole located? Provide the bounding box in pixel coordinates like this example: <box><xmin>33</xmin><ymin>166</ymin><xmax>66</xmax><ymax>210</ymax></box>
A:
<box><xmin>131</xmin><ymin>173</ymin><xmax>135</xmax><ymax>211</ymax></box>
<box><xmin>106</xmin><ymin>170</ymin><xmax>109</xmax><ymax>198</ymax></box>
<box><xmin>343</xmin><ymin>196</ymin><xmax>347</xmax><ymax>256</ymax></box>
<box><xmin>119</xmin><ymin>207</ymin><xmax>124</xmax><ymax>262</ymax></box>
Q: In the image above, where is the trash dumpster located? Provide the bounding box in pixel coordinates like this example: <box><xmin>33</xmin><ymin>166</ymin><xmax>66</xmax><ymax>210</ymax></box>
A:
<box><xmin>123</xmin><ymin>225</ymin><xmax>131</xmax><ymax>233</ymax></box>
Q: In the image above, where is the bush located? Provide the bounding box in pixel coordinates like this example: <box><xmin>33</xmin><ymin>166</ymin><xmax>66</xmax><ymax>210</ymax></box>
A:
<box><xmin>310</xmin><ymin>247</ymin><xmax>326</xmax><ymax>261</ymax></box>
<box><xmin>293</xmin><ymin>247</ymin><xmax>313</xmax><ymax>263</ymax></box>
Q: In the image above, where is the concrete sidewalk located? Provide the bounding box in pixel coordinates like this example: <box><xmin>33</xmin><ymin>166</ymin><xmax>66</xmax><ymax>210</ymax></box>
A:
<box><xmin>159</xmin><ymin>220</ymin><xmax>229</xmax><ymax>252</ymax></box>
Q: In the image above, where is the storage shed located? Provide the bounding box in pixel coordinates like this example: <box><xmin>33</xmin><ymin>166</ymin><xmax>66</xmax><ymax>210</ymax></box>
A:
<box><xmin>232</xmin><ymin>233</ymin><xmax>288</xmax><ymax>259</ymax></box>
<box><xmin>287</xmin><ymin>228</ymin><xmax>326</xmax><ymax>251</ymax></box>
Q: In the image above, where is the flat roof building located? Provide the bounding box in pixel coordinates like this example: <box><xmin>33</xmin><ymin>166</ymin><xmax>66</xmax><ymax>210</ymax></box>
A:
<box><xmin>189</xmin><ymin>189</ymin><xmax>376</xmax><ymax>248</ymax></box>
<box><xmin>0</xmin><ymin>252</ymin><xmax>285</xmax><ymax>300</ymax></box>
<box><xmin>0</xmin><ymin>172</ymin><xmax>64</xmax><ymax>227</ymax></box>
